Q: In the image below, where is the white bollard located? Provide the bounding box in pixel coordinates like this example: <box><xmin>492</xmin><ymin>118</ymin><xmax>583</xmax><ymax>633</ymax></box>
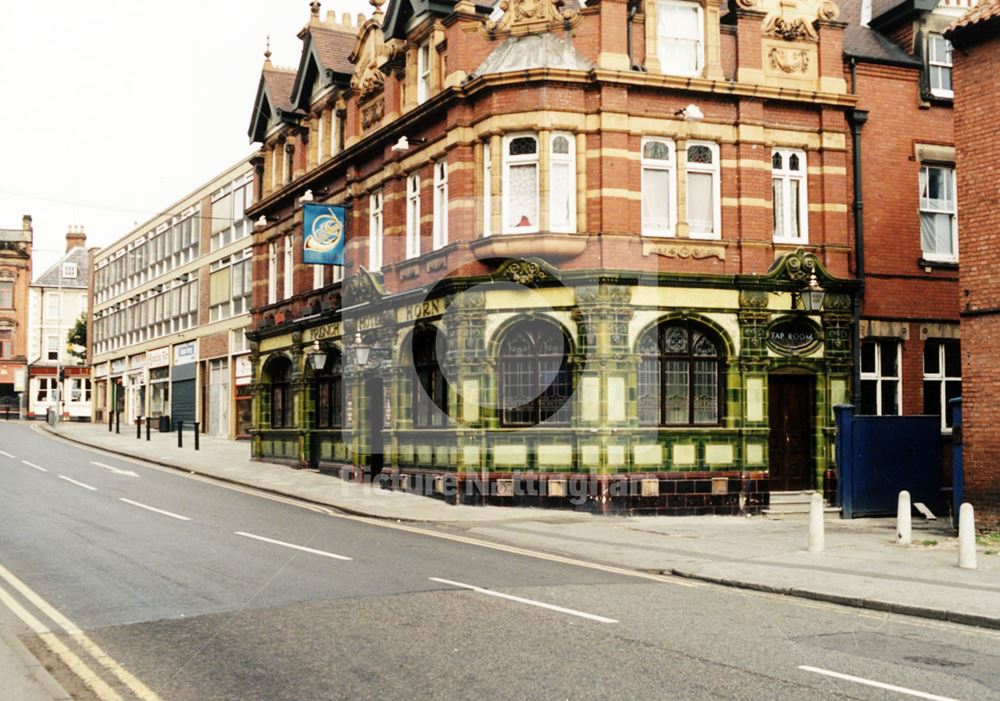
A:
<box><xmin>808</xmin><ymin>492</ymin><xmax>825</xmax><ymax>553</ymax></box>
<box><xmin>958</xmin><ymin>502</ymin><xmax>977</xmax><ymax>570</ymax></box>
<box><xmin>897</xmin><ymin>490</ymin><xmax>912</xmax><ymax>546</ymax></box>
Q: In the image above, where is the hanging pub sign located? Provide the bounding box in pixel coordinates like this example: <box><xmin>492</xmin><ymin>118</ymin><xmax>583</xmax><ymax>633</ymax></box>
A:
<box><xmin>767</xmin><ymin>316</ymin><xmax>822</xmax><ymax>355</ymax></box>
<box><xmin>303</xmin><ymin>203</ymin><xmax>345</xmax><ymax>265</ymax></box>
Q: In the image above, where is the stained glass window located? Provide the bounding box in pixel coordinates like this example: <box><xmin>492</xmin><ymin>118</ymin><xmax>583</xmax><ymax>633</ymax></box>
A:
<box><xmin>637</xmin><ymin>321</ymin><xmax>723</xmax><ymax>426</ymax></box>
<box><xmin>499</xmin><ymin>321</ymin><xmax>572</xmax><ymax>426</ymax></box>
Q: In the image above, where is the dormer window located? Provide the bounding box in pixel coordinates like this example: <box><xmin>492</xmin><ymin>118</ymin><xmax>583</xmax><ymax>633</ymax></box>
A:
<box><xmin>62</xmin><ymin>263</ymin><xmax>78</xmax><ymax>278</ymax></box>
<box><xmin>658</xmin><ymin>1</ymin><xmax>704</xmax><ymax>77</ymax></box>
<box><xmin>928</xmin><ymin>34</ymin><xmax>953</xmax><ymax>99</ymax></box>
<box><xmin>417</xmin><ymin>41</ymin><xmax>431</xmax><ymax>105</ymax></box>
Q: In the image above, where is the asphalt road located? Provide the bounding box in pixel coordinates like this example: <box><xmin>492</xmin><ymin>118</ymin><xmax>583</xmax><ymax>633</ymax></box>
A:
<box><xmin>1</xmin><ymin>421</ymin><xmax>998</xmax><ymax>701</ymax></box>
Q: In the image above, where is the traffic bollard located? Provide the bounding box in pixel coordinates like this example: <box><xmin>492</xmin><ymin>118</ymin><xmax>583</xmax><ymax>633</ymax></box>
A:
<box><xmin>146</xmin><ymin>416</ymin><xmax>151</xmax><ymax>441</ymax></box>
<box><xmin>177</xmin><ymin>421</ymin><xmax>183</xmax><ymax>448</ymax></box>
<box><xmin>115</xmin><ymin>411</ymin><xmax>120</xmax><ymax>434</ymax></box>
<box><xmin>193</xmin><ymin>421</ymin><xmax>200</xmax><ymax>451</ymax></box>
<box><xmin>808</xmin><ymin>493</ymin><xmax>825</xmax><ymax>553</ymax></box>
<box><xmin>958</xmin><ymin>502</ymin><xmax>977</xmax><ymax>570</ymax></box>
<box><xmin>897</xmin><ymin>490</ymin><xmax>912</xmax><ymax>546</ymax></box>
<box><xmin>137</xmin><ymin>417</ymin><xmax>142</xmax><ymax>440</ymax></box>
<box><xmin>108</xmin><ymin>411</ymin><xmax>113</xmax><ymax>432</ymax></box>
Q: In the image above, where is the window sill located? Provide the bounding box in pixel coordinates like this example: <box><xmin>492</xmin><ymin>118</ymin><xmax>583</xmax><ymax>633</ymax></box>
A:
<box><xmin>917</xmin><ymin>257</ymin><xmax>958</xmax><ymax>271</ymax></box>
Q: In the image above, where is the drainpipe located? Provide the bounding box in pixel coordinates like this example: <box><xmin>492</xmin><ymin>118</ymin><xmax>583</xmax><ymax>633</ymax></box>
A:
<box><xmin>847</xmin><ymin>60</ymin><xmax>868</xmax><ymax>407</ymax></box>
<box><xmin>627</xmin><ymin>1</ymin><xmax>638</xmax><ymax>70</ymax></box>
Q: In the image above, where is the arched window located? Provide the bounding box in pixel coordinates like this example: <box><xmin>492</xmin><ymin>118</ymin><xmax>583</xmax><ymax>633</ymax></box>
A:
<box><xmin>315</xmin><ymin>350</ymin><xmax>343</xmax><ymax>429</ymax></box>
<box><xmin>637</xmin><ymin>321</ymin><xmax>723</xmax><ymax>426</ymax></box>
<box><xmin>266</xmin><ymin>357</ymin><xmax>293</xmax><ymax>429</ymax></box>
<box><xmin>499</xmin><ymin>320</ymin><xmax>572</xmax><ymax>427</ymax></box>
<box><xmin>413</xmin><ymin>327</ymin><xmax>449</xmax><ymax>428</ymax></box>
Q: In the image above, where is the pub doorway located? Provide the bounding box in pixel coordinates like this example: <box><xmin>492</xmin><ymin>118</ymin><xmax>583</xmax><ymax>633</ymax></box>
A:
<box><xmin>768</xmin><ymin>374</ymin><xmax>814</xmax><ymax>492</ymax></box>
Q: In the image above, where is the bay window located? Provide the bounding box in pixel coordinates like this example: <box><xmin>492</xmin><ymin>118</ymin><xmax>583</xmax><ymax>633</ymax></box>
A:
<box><xmin>549</xmin><ymin>133</ymin><xmax>576</xmax><ymax>233</ymax></box>
<box><xmin>503</xmin><ymin>134</ymin><xmax>539</xmax><ymax>233</ymax></box>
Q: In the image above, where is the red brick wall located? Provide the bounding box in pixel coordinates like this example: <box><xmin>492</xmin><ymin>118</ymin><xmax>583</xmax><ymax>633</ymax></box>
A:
<box><xmin>953</xmin><ymin>31</ymin><xmax>1000</xmax><ymax>527</ymax></box>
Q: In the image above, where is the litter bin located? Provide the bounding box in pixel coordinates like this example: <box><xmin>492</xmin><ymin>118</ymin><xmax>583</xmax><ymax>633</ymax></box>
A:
<box><xmin>158</xmin><ymin>415</ymin><xmax>171</xmax><ymax>432</ymax></box>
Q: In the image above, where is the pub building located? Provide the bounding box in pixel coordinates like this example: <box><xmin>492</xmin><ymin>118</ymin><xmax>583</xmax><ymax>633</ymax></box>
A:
<box><xmin>245</xmin><ymin>0</ymin><xmax>860</xmax><ymax>513</ymax></box>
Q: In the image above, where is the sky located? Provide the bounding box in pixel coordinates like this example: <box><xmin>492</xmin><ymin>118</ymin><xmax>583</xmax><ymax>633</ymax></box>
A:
<box><xmin>0</xmin><ymin>0</ymin><xmax>371</xmax><ymax>278</ymax></box>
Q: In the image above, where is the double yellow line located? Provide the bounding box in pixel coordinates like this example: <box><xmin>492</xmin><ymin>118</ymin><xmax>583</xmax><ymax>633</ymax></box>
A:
<box><xmin>0</xmin><ymin>564</ymin><xmax>162</xmax><ymax>701</ymax></box>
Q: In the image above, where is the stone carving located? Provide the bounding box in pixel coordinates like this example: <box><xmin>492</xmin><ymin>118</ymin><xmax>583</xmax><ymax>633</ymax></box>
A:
<box><xmin>823</xmin><ymin>293</ymin><xmax>851</xmax><ymax>312</ymax></box>
<box><xmin>768</xmin><ymin>248</ymin><xmax>821</xmax><ymax>284</ymax></box>
<box><xmin>494</xmin><ymin>258</ymin><xmax>558</xmax><ymax>286</ymax></box>
<box><xmin>642</xmin><ymin>242</ymin><xmax>726</xmax><ymax>261</ymax></box>
<box><xmin>818</xmin><ymin>1</ymin><xmax>840</xmax><ymax>21</ymax></box>
<box><xmin>763</xmin><ymin>15</ymin><xmax>817</xmax><ymax>42</ymax></box>
<box><xmin>734</xmin><ymin>0</ymin><xmax>761</xmax><ymax>8</ymax></box>
<box><xmin>361</xmin><ymin>98</ymin><xmax>384</xmax><ymax>130</ymax></box>
<box><xmin>769</xmin><ymin>47</ymin><xmax>810</xmax><ymax>74</ymax></box>
<box><xmin>343</xmin><ymin>267</ymin><xmax>385</xmax><ymax>307</ymax></box>
<box><xmin>483</xmin><ymin>0</ymin><xmax>582</xmax><ymax>38</ymax></box>
<box><xmin>739</xmin><ymin>289</ymin><xmax>769</xmax><ymax>310</ymax></box>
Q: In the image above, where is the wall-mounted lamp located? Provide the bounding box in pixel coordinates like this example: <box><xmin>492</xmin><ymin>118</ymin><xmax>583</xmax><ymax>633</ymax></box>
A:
<box><xmin>674</xmin><ymin>104</ymin><xmax>704</xmax><ymax>121</ymax></box>
<box><xmin>797</xmin><ymin>273</ymin><xmax>826</xmax><ymax>312</ymax></box>
<box><xmin>391</xmin><ymin>136</ymin><xmax>427</xmax><ymax>152</ymax></box>
<box><xmin>300</xmin><ymin>189</ymin><xmax>315</xmax><ymax>203</ymax></box>
<box><xmin>308</xmin><ymin>339</ymin><xmax>327</xmax><ymax>371</ymax></box>
<box><xmin>353</xmin><ymin>331</ymin><xmax>370</xmax><ymax>368</ymax></box>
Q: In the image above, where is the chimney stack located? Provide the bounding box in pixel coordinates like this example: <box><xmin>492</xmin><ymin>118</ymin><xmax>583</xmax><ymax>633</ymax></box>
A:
<box><xmin>66</xmin><ymin>225</ymin><xmax>86</xmax><ymax>253</ymax></box>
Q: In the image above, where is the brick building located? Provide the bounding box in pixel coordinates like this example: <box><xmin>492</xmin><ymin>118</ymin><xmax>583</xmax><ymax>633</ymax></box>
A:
<box><xmin>27</xmin><ymin>228</ymin><xmax>92</xmax><ymax>420</ymax></box>
<box><xmin>89</xmin><ymin>159</ymin><xmax>256</xmax><ymax>438</ymax></box>
<box><xmin>841</xmin><ymin>0</ymin><xmax>975</xmax><ymax>496</ymax></box>
<box><xmin>245</xmin><ymin>0</ymin><xmax>870</xmax><ymax>514</ymax></box>
<box><xmin>946</xmin><ymin>0</ymin><xmax>1000</xmax><ymax>527</ymax></box>
<box><xmin>0</xmin><ymin>215</ymin><xmax>33</xmax><ymax>414</ymax></box>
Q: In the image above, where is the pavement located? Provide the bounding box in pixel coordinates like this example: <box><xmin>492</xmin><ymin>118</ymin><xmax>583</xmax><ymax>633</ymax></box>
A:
<box><xmin>9</xmin><ymin>419</ymin><xmax>1000</xmax><ymax>699</ymax></box>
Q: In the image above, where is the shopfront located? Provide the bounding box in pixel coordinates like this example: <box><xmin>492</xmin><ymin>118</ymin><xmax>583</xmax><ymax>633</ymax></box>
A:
<box><xmin>171</xmin><ymin>341</ymin><xmax>197</xmax><ymax>429</ymax></box>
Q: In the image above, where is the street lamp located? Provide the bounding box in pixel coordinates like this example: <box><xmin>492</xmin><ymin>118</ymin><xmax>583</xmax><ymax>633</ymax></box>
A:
<box><xmin>353</xmin><ymin>331</ymin><xmax>370</xmax><ymax>368</ymax></box>
<box><xmin>307</xmin><ymin>340</ymin><xmax>327</xmax><ymax>372</ymax></box>
<box><xmin>798</xmin><ymin>273</ymin><xmax>826</xmax><ymax>312</ymax></box>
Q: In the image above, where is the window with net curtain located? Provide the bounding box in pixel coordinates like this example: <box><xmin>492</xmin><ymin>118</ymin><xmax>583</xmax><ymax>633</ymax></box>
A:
<box><xmin>499</xmin><ymin>320</ymin><xmax>572</xmax><ymax>427</ymax></box>
<box><xmin>642</xmin><ymin>138</ymin><xmax>675</xmax><ymax>235</ymax></box>
<box><xmin>772</xmin><ymin>149</ymin><xmax>808</xmax><ymax>242</ymax></box>
<box><xmin>919</xmin><ymin>165</ymin><xmax>957</xmax><ymax>261</ymax></box>
<box><xmin>658</xmin><ymin>1</ymin><xmax>703</xmax><ymax>76</ymax></box>
<box><xmin>638</xmin><ymin>321</ymin><xmax>723</xmax><ymax>426</ymax></box>
<box><xmin>686</xmin><ymin>142</ymin><xmax>719</xmax><ymax>238</ymax></box>
<box><xmin>504</xmin><ymin>135</ymin><xmax>539</xmax><ymax>233</ymax></box>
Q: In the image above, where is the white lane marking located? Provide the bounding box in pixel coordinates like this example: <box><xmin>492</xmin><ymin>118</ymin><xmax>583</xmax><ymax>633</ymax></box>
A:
<box><xmin>0</xmin><ymin>450</ymin><xmax>15</xmax><ymax>458</ymax></box>
<box><xmin>430</xmin><ymin>577</ymin><xmax>619</xmax><ymax>624</ymax></box>
<box><xmin>0</xmin><ymin>563</ymin><xmax>163</xmax><ymax>701</ymax></box>
<box><xmin>58</xmin><ymin>475</ymin><xmax>97</xmax><ymax>491</ymax></box>
<box><xmin>90</xmin><ymin>461</ymin><xmax>138</xmax><ymax>477</ymax></box>
<box><xmin>21</xmin><ymin>460</ymin><xmax>47</xmax><ymax>472</ymax></box>
<box><xmin>118</xmin><ymin>498</ymin><xmax>190</xmax><ymax>521</ymax></box>
<box><xmin>235</xmin><ymin>531</ymin><xmax>352</xmax><ymax>561</ymax></box>
<box><xmin>798</xmin><ymin>666</ymin><xmax>961</xmax><ymax>701</ymax></box>
<box><xmin>0</xmin><ymin>583</ymin><xmax>124</xmax><ymax>701</ymax></box>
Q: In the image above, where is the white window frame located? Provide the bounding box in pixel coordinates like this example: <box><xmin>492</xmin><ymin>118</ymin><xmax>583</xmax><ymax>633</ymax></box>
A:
<box><xmin>433</xmin><ymin>160</ymin><xmax>449</xmax><ymax>250</ymax></box>
<box><xmin>312</xmin><ymin>261</ymin><xmax>324</xmax><ymax>289</ymax></box>
<box><xmin>772</xmin><ymin>148</ymin><xmax>809</xmax><ymax>244</ymax></box>
<box><xmin>919</xmin><ymin>164</ymin><xmax>958</xmax><ymax>263</ymax></box>
<box><xmin>657</xmin><ymin>0</ymin><xmax>704</xmax><ymax>77</ymax></box>
<box><xmin>61</xmin><ymin>262</ymin><xmax>78</xmax><ymax>278</ymax></box>
<box><xmin>685</xmin><ymin>141</ymin><xmax>721</xmax><ymax>239</ymax></box>
<box><xmin>549</xmin><ymin>132</ymin><xmax>577</xmax><ymax>233</ymax></box>
<box><xmin>927</xmin><ymin>34</ymin><xmax>953</xmax><ymax>99</ymax></box>
<box><xmin>46</xmin><ymin>292</ymin><xmax>61</xmax><ymax>319</ymax></box>
<box><xmin>267</xmin><ymin>241</ymin><xmax>277</xmax><ymax>305</ymax></box>
<box><xmin>860</xmin><ymin>339</ymin><xmax>901</xmax><ymax>416</ymax></box>
<box><xmin>641</xmin><ymin>137</ymin><xmax>677</xmax><ymax>237</ymax></box>
<box><xmin>502</xmin><ymin>133</ymin><xmax>540</xmax><ymax>235</ymax></box>
<box><xmin>283</xmin><ymin>235</ymin><xmax>294</xmax><ymax>299</ymax></box>
<box><xmin>923</xmin><ymin>339</ymin><xmax>961</xmax><ymax>433</ymax></box>
<box><xmin>46</xmin><ymin>335</ymin><xmax>60</xmax><ymax>361</ymax></box>
<box><xmin>369</xmin><ymin>190</ymin><xmax>383</xmax><ymax>271</ymax></box>
<box><xmin>406</xmin><ymin>173</ymin><xmax>421</xmax><ymax>259</ymax></box>
<box><xmin>417</xmin><ymin>41</ymin><xmax>431</xmax><ymax>105</ymax></box>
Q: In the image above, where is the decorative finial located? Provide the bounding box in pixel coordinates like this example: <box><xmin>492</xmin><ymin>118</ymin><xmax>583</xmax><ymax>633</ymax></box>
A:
<box><xmin>310</xmin><ymin>1</ymin><xmax>321</xmax><ymax>16</ymax></box>
<box><xmin>264</xmin><ymin>35</ymin><xmax>272</xmax><ymax>62</ymax></box>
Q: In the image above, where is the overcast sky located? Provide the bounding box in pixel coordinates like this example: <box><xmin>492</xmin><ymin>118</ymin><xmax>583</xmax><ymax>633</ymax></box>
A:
<box><xmin>0</xmin><ymin>0</ymin><xmax>370</xmax><ymax>277</ymax></box>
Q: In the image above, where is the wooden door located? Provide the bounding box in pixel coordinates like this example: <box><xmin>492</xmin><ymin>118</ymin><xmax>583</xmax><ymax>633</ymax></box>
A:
<box><xmin>768</xmin><ymin>375</ymin><xmax>813</xmax><ymax>491</ymax></box>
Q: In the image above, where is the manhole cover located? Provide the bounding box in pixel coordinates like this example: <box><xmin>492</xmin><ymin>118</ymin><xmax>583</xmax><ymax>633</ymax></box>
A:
<box><xmin>904</xmin><ymin>656</ymin><xmax>970</xmax><ymax>668</ymax></box>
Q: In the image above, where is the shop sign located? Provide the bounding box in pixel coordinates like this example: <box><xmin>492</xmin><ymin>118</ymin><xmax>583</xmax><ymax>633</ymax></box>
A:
<box><xmin>307</xmin><ymin>322</ymin><xmax>342</xmax><ymax>342</ymax></box>
<box><xmin>128</xmin><ymin>352</ymin><xmax>147</xmax><ymax>370</ymax></box>
<box><xmin>173</xmin><ymin>341</ymin><xmax>197</xmax><ymax>366</ymax></box>
<box><xmin>302</xmin><ymin>203</ymin><xmax>346</xmax><ymax>265</ymax></box>
<box><xmin>235</xmin><ymin>355</ymin><xmax>252</xmax><ymax>386</ymax></box>
<box><xmin>400</xmin><ymin>297</ymin><xmax>445</xmax><ymax>323</ymax></box>
<box><xmin>111</xmin><ymin>358</ymin><xmax>127</xmax><ymax>375</ymax></box>
<box><xmin>147</xmin><ymin>346</ymin><xmax>170</xmax><ymax>367</ymax></box>
<box><xmin>94</xmin><ymin>362</ymin><xmax>109</xmax><ymax>378</ymax></box>
<box><xmin>767</xmin><ymin>317</ymin><xmax>821</xmax><ymax>355</ymax></box>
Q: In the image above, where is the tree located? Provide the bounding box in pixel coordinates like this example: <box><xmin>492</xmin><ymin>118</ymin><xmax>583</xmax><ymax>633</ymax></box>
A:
<box><xmin>67</xmin><ymin>313</ymin><xmax>87</xmax><ymax>362</ymax></box>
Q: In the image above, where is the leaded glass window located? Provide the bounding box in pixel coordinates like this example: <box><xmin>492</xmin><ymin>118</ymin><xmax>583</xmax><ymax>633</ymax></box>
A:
<box><xmin>315</xmin><ymin>350</ymin><xmax>343</xmax><ymax>429</ymax></box>
<box><xmin>499</xmin><ymin>321</ymin><xmax>572</xmax><ymax>427</ymax></box>
<box><xmin>414</xmin><ymin>327</ymin><xmax>449</xmax><ymax>428</ymax></box>
<box><xmin>267</xmin><ymin>357</ymin><xmax>293</xmax><ymax>429</ymax></box>
<box><xmin>642</xmin><ymin>138</ymin><xmax>676</xmax><ymax>235</ymax></box>
<box><xmin>637</xmin><ymin>321</ymin><xmax>723</xmax><ymax>426</ymax></box>
<box><xmin>504</xmin><ymin>134</ymin><xmax>539</xmax><ymax>232</ymax></box>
